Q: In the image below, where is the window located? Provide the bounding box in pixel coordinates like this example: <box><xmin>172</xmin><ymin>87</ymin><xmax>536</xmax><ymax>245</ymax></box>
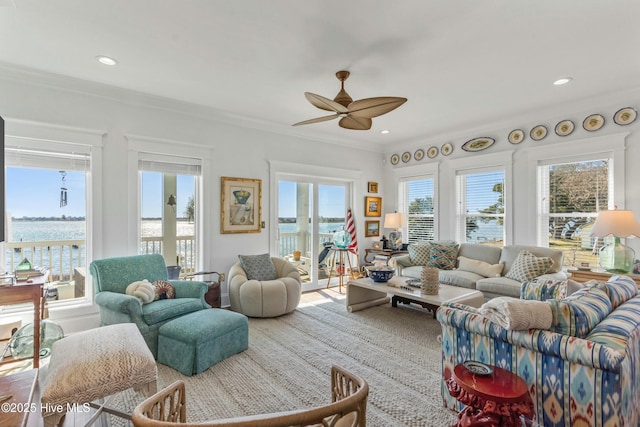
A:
<box><xmin>456</xmin><ymin>169</ymin><xmax>505</xmax><ymax>245</ymax></box>
<box><xmin>400</xmin><ymin>178</ymin><xmax>434</xmax><ymax>243</ymax></box>
<box><xmin>539</xmin><ymin>159</ymin><xmax>611</xmax><ymax>267</ymax></box>
<box><xmin>138</xmin><ymin>153</ymin><xmax>201</xmax><ymax>274</ymax></box>
<box><xmin>4</xmin><ymin>145</ymin><xmax>91</xmax><ymax>302</ymax></box>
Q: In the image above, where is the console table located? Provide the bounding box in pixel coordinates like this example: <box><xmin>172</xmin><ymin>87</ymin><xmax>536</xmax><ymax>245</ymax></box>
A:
<box><xmin>364</xmin><ymin>248</ymin><xmax>407</xmax><ymax>263</ymax></box>
<box><xmin>0</xmin><ymin>276</ymin><xmax>47</xmax><ymax>369</ymax></box>
<box><xmin>568</xmin><ymin>268</ymin><xmax>640</xmax><ymax>287</ymax></box>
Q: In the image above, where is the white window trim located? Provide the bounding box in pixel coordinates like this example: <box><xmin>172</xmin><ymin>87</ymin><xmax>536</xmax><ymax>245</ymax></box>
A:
<box><xmin>527</xmin><ymin>132</ymin><xmax>628</xmax><ymax>247</ymax></box>
<box><xmin>126</xmin><ymin>134</ymin><xmax>212</xmax><ymax>271</ymax></box>
<box><xmin>2</xmin><ymin>118</ymin><xmax>104</xmax><ymax>322</ymax></box>
<box><xmin>393</xmin><ymin>162</ymin><xmax>439</xmax><ymax>240</ymax></box>
<box><xmin>447</xmin><ymin>151</ymin><xmax>513</xmax><ymax>244</ymax></box>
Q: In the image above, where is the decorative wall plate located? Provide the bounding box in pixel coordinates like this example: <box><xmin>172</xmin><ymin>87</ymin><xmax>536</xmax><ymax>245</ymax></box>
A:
<box><xmin>614</xmin><ymin>107</ymin><xmax>637</xmax><ymax>126</ymax></box>
<box><xmin>463</xmin><ymin>360</ymin><xmax>493</xmax><ymax>376</ymax></box>
<box><xmin>462</xmin><ymin>137</ymin><xmax>494</xmax><ymax>152</ymax></box>
<box><xmin>583</xmin><ymin>114</ymin><xmax>605</xmax><ymax>131</ymax></box>
<box><xmin>530</xmin><ymin>125</ymin><xmax>548</xmax><ymax>141</ymax></box>
<box><xmin>427</xmin><ymin>146</ymin><xmax>438</xmax><ymax>158</ymax></box>
<box><xmin>555</xmin><ymin>120</ymin><xmax>575</xmax><ymax>137</ymax></box>
<box><xmin>508</xmin><ymin>129</ymin><xmax>525</xmax><ymax>144</ymax></box>
<box><xmin>414</xmin><ymin>148</ymin><xmax>425</xmax><ymax>161</ymax></box>
<box><xmin>441</xmin><ymin>142</ymin><xmax>453</xmax><ymax>156</ymax></box>
<box><xmin>390</xmin><ymin>153</ymin><xmax>399</xmax><ymax>165</ymax></box>
<box><xmin>401</xmin><ymin>151</ymin><xmax>411</xmax><ymax>163</ymax></box>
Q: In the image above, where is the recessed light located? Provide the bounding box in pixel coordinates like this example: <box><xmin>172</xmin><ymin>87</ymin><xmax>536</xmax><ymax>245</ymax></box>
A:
<box><xmin>96</xmin><ymin>55</ymin><xmax>118</xmax><ymax>66</ymax></box>
<box><xmin>553</xmin><ymin>77</ymin><xmax>572</xmax><ymax>86</ymax></box>
<box><xmin>380</xmin><ymin>130</ymin><xmax>390</xmax><ymax>134</ymax></box>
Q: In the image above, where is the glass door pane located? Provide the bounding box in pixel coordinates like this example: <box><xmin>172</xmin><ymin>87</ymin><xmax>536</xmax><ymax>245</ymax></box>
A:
<box><xmin>278</xmin><ymin>180</ymin><xmax>313</xmax><ymax>286</ymax></box>
<box><xmin>277</xmin><ymin>179</ymin><xmax>350</xmax><ymax>292</ymax></box>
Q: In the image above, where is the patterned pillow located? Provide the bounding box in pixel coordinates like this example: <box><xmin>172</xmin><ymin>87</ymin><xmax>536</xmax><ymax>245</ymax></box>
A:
<box><xmin>457</xmin><ymin>256</ymin><xmax>504</xmax><ymax>277</ymax></box>
<box><xmin>238</xmin><ymin>254</ymin><xmax>277</xmax><ymax>281</ymax></box>
<box><xmin>602</xmin><ymin>275</ymin><xmax>638</xmax><ymax>310</ymax></box>
<box><xmin>427</xmin><ymin>243</ymin><xmax>459</xmax><ymax>270</ymax></box>
<box><xmin>547</xmin><ymin>286</ymin><xmax>612</xmax><ymax>338</ymax></box>
<box><xmin>505</xmin><ymin>250</ymin><xmax>553</xmax><ymax>283</ymax></box>
<box><xmin>153</xmin><ymin>280</ymin><xmax>175</xmax><ymax>300</ymax></box>
<box><xmin>520</xmin><ymin>279</ymin><xmax>568</xmax><ymax>301</ymax></box>
<box><xmin>408</xmin><ymin>243</ymin><xmax>432</xmax><ymax>265</ymax></box>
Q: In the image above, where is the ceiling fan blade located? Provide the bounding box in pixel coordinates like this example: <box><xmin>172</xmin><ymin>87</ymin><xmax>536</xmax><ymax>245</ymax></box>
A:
<box><xmin>292</xmin><ymin>113</ymin><xmax>339</xmax><ymax>126</ymax></box>
<box><xmin>339</xmin><ymin>115</ymin><xmax>372</xmax><ymax>130</ymax></box>
<box><xmin>305</xmin><ymin>92</ymin><xmax>349</xmax><ymax>114</ymax></box>
<box><xmin>348</xmin><ymin>97</ymin><xmax>407</xmax><ymax>118</ymax></box>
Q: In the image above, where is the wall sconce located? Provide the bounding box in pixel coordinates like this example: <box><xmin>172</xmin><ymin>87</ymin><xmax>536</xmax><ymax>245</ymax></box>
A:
<box><xmin>384</xmin><ymin>212</ymin><xmax>404</xmax><ymax>250</ymax></box>
<box><xmin>590</xmin><ymin>207</ymin><xmax>640</xmax><ymax>273</ymax></box>
<box><xmin>167</xmin><ymin>194</ymin><xmax>177</xmax><ymax>212</ymax></box>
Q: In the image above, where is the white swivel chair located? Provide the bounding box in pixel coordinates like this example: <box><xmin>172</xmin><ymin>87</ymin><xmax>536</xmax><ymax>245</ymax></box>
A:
<box><xmin>228</xmin><ymin>256</ymin><xmax>301</xmax><ymax>317</ymax></box>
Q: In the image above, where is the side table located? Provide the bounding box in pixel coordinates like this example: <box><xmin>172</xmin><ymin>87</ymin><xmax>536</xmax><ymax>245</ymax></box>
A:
<box><xmin>186</xmin><ymin>271</ymin><xmax>222</xmax><ymax>308</ymax></box>
<box><xmin>446</xmin><ymin>363</ymin><xmax>534</xmax><ymax>427</ymax></box>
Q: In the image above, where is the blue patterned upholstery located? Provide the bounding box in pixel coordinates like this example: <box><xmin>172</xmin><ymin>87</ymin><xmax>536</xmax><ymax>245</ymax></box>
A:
<box><xmin>437</xmin><ymin>275</ymin><xmax>640</xmax><ymax>427</ymax></box>
<box><xmin>90</xmin><ymin>254</ymin><xmax>209</xmax><ymax>357</ymax></box>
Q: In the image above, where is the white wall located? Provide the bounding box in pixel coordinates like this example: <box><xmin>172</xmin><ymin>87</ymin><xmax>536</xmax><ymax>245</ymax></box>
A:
<box><xmin>0</xmin><ymin>68</ymin><xmax>385</xmax><ymax>332</ymax></box>
<box><xmin>383</xmin><ymin>91</ymin><xmax>640</xmax><ymax>256</ymax></box>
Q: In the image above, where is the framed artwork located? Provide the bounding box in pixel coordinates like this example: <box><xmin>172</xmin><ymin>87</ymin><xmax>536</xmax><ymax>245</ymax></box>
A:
<box><xmin>365</xmin><ymin>220</ymin><xmax>380</xmax><ymax>237</ymax></box>
<box><xmin>221</xmin><ymin>176</ymin><xmax>262</xmax><ymax>233</ymax></box>
<box><xmin>365</xmin><ymin>196</ymin><xmax>382</xmax><ymax>217</ymax></box>
<box><xmin>367</xmin><ymin>181</ymin><xmax>378</xmax><ymax>193</ymax></box>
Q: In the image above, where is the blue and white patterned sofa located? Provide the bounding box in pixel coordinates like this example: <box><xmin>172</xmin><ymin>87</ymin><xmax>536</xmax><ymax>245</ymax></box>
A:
<box><xmin>437</xmin><ymin>275</ymin><xmax>640</xmax><ymax>427</ymax></box>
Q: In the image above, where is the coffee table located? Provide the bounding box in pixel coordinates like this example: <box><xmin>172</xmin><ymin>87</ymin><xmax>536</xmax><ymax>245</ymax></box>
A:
<box><xmin>346</xmin><ymin>276</ymin><xmax>484</xmax><ymax>316</ymax></box>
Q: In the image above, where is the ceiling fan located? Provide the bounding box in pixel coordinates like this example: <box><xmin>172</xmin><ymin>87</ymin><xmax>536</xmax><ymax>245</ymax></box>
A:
<box><xmin>293</xmin><ymin>71</ymin><xmax>407</xmax><ymax>130</ymax></box>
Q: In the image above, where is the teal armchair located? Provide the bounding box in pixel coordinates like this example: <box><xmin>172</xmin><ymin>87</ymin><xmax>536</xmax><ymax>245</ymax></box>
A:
<box><xmin>90</xmin><ymin>254</ymin><xmax>208</xmax><ymax>357</ymax></box>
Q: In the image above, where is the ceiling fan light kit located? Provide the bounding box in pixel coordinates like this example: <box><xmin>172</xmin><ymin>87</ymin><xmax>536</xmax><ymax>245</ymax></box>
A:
<box><xmin>293</xmin><ymin>70</ymin><xmax>407</xmax><ymax>130</ymax></box>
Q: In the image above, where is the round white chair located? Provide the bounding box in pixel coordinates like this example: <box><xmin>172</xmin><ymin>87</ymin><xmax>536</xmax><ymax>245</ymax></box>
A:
<box><xmin>228</xmin><ymin>257</ymin><xmax>301</xmax><ymax>317</ymax></box>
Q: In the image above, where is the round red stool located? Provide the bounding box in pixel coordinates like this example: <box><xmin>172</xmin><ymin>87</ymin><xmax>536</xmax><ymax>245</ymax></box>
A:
<box><xmin>446</xmin><ymin>363</ymin><xmax>534</xmax><ymax>427</ymax></box>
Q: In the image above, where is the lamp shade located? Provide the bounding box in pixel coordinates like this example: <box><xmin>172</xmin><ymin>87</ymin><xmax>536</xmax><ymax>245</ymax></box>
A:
<box><xmin>384</xmin><ymin>213</ymin><xmax>403</xmax><ymax>230</ymax></box>
<box><xmin>590</xmin><ymin>209</ymin><xmax>640</xmax><ymax>238</ymax></box>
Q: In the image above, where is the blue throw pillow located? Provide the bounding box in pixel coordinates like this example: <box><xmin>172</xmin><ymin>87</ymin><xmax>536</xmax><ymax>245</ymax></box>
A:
<box><xmin>238</xmin><ymin>254</ymin><xmax>277</xmax><ymax>281</ymax></box>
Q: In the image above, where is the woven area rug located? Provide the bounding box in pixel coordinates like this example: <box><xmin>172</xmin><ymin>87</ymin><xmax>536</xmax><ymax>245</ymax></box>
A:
<box><xmin>112</xmin><ymin>291</ymin><xmax>458</xmax><ymax>426</ymax></box>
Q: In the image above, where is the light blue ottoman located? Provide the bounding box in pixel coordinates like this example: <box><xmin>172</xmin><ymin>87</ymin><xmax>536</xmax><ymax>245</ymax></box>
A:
<box><xmin>158</xmin><ymin>309</ymin><xmax>248</xmax><ymax>376</ymax></box>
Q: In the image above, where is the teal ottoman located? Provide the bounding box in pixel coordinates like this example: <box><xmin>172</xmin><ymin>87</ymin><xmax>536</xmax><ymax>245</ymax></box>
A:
<box><xmin>158</xmin><ymin>309</ymin><xmax>248</xmax><ymax>376</ymax></box>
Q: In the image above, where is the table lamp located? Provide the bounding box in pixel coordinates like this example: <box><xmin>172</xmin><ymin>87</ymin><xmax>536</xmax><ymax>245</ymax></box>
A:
<box><xmin>384</xmin><ymin>212</ymin><xmax>404</xmax><ymax>250</ymax></box>
<box><xmin>590</xmin><ymin>208</ymin><xmax>640</xmax><ymax>274</ymax></box>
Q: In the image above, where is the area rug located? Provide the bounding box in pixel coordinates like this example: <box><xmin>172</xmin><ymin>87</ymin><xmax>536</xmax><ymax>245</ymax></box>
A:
<box><xmin>113</xmin><ymin>291</ymin><xmax>458</xmax><ymax>426</ymax></box>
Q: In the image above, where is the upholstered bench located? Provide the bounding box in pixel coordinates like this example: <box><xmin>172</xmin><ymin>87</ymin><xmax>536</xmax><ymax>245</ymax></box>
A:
<box><xmin>41</xmin><ymin>323</ymin><xmax>157</xmax><ymax>427</ymax></box>
<box><xmin>157</xmin><ymin>308</ymin><xmax>249</xmax><ymax>376</ymax></box>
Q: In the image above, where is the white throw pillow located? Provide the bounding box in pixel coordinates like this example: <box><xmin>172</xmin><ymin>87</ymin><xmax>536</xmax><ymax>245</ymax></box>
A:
<box><xmin>457</xmin><ymin>256</ymin><xmax>504</xmax><ymax>277</ymax></box>
<box><xmin>125</xmin><ymin>279</ymin><xmax>156</xmax><ymax>304</ymax></box>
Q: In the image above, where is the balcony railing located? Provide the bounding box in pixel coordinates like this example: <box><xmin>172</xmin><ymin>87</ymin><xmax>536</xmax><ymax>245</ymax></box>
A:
<box><xmin>5</xmin><ymin>239</ymin><xmax>85</xmax><ymax>281</ymax></box>
<box><xmin>278</xmin><ymin>232</ymin><xmax>333</xmax><ymax>258</ymax></box>
<box><xmin>4</xmin><ymin>236</ymin><xmax>197</xmax><ymax>281</ymax></box>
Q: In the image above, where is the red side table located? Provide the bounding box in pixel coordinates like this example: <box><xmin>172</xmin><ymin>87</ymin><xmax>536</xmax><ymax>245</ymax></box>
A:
<box><xmin>446</xmin><ymin>363</ymin><xmax>534</xmax><ymax>427</ymax></box>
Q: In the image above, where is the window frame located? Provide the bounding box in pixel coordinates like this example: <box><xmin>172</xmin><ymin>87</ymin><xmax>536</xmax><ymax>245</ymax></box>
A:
<box><xmin>530</xmin><ymin>132</ymin><xmax>627</xmax><ymax>249</ymax></box>
<box><xmin>2</xmin><ymin>119</ymin><xmax>103</xmax><ymax>315</ymax></box>
<box><xmin>393</xmin><ymin>162</ymin><xmax>439</xmax><ymax>242</ymax></box>
<box><xmin>448</xmin><ymin>151</ymin><xmax>513</xmax><ymax>245</ymax></box>
<box><xmin>126</xmin><ymin>134</ymin><xmax>212</xmax><ymax>272</ymax></box>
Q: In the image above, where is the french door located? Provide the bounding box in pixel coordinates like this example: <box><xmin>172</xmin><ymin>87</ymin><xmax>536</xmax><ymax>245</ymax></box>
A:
<box><xmin>276</xmin><ymin>177</ymin><xmax>349</xmax><ymax>291</ymax></box>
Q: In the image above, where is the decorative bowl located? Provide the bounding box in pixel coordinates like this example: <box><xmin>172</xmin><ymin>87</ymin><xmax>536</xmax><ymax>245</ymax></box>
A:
<box><xmin>368</xmin><ymin>268</ymin><xmax>395</xmax><ymax>283</ymax></box>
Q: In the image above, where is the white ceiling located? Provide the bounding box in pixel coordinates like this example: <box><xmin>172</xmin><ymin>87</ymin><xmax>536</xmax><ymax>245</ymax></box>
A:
<box><xmin>2</xmin><ymin>1</ymin><xmax>640</xmax><ymax>150</ymax></box>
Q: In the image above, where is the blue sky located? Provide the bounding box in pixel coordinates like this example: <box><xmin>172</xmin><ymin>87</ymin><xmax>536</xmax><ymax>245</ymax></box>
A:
<box><xmin>6</xmin><ymin>168</ymin><xmax>194</xmax><ymax>218</ymax></box>
<box><xmin>278</xmin><ymin>181</ymin><xmax>346</xmax><ymax>218</ymax></box>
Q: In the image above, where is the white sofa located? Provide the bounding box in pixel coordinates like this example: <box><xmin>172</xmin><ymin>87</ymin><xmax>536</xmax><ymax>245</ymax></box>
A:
<box><xmin>390</xmin><ymin>242</ymin><xmax>567</xmax><ymax>299</ymax></box>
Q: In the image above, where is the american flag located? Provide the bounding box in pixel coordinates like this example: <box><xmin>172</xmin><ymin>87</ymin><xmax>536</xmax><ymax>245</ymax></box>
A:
<box><xmin>346</xmin><ymin>208</ymin><xmax>358</xmax><ymax>255</ymax></box>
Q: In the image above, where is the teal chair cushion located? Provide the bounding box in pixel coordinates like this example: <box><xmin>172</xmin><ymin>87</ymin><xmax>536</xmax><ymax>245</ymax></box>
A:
<box><xmin>91</xmin><ymin>254</ymin><xmax>168</xmax><ymax>294</ymax></box>
<box><xmin>142</xmin><ymin>298</ymin><xmax>205</xmax><ymax>325</ymax></box>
